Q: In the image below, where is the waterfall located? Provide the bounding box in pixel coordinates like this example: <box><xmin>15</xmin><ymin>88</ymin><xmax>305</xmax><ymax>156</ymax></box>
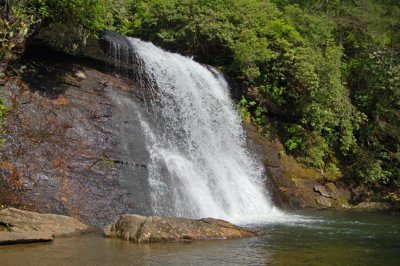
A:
<box><xmin>112</xmin><ymin>37</ymin><xmax>283</xmax><ymax>223</ymax></box>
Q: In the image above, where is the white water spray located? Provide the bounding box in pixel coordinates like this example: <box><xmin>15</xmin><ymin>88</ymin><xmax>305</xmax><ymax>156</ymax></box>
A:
<box><xmin>126</xmin><ymin>38</ymin><xmax>284</xmax><ymax>223</ymax></box>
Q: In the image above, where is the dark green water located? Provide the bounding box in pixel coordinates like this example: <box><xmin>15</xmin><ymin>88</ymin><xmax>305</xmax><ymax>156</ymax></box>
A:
<box><xmin>1</xmin><ymin>211</ymin><xmax>399</xmax><ymax>266</ymax></box>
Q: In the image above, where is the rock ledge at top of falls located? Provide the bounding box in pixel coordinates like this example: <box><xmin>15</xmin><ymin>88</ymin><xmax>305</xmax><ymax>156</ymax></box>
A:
<box><xmin>104</xmin><ymin>214</ymin><xmax>263</xmax><ymax>243</ymax></box>
<box><xmin>0</xmin><ymin>208</ymin><xmax>89</xmax><ymax>237</ymax></box>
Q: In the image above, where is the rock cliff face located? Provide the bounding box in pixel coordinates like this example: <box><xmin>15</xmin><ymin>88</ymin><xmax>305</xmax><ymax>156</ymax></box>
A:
<box><xmin>0</xmin><ymin>47</ymin><xmax>153</xmax><ymax>228</ymax></box>
<box><xmin>245</xmin><ymin>122</ymin><xmax>354</xmax><ymax>209</ymax></box>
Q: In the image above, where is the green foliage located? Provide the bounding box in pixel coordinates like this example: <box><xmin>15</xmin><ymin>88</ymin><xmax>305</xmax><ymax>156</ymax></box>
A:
<box><xmin>19</xmin><ymin>0</ymin><xmax>116</xmax><ymax>31</ymax></box>
<box><xmin>120</xmin><ymin>0</ymin><xmax>235</xmax><ymax>64</ymax></box>
<box><xmin>275</xmin><ymin>0</ymin><xmax>400</xmax><ymax>187</ymax></box>
<box><xmin>0</xmin><ymin>0</ymin><xmax>128</xmax><ymax>62</ymax></box>
<box><xmin>347</xmin><ymin>48</ymin><xmax>400</xmax><ymax>186</ymax></box>
<box><xmin>0</xmin><ymin>98</ymin><xmax>8</xmax><ymax>121</ymax></box>
<box><xmin>0</xmin><ymin>97</ymin><xmax>9</xmax><ymax>150</ymax></box>
<box><xmin>1</xmin><ymin>0</ymin><xmax>132</xmax><ymax>43</ymax></box>
<box><xmin>238</xmin><ymin>97</ymin><xmax>252</xmax><ymax>123</ymax></box>
<box><xmin>239</xmin><ymin>96</ymin><xmax>270</xmax><ymax>137</ymax></box>
<box><xmin>1</xmin><ymin>0</ymin><xmax>398</xmax><ymax>188</ymax></box>
<box><xmin>325</xmin><ymin>162</ymin><xmax>342</xmax><ymax>181</ymax></box>
<box><xmin>0</xmin><ymin>2</ymin><xmax>38</xmax><ymax>63</ymax></box>
<box><xmin>119</xmin><ymin>0</ymin><xmax>399</xmax><ymax>187</ymax></box>
<box><xmin>285</xmin><ymin>124</ymin><xmax>305</xmax><ymax>151</ymax></box>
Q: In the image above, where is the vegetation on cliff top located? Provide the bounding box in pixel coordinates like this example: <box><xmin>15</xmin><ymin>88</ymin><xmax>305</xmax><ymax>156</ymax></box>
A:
<box><xmin>1</xmin><ymin>0</ymin><xmax>399</xmax><ymax>190</ymax></box>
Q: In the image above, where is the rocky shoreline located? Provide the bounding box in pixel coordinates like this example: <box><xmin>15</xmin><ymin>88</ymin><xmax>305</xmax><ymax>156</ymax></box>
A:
<box><xmin>0</xmin><ymin>207</ymin><xmax>261</xmax><ymax>245</ymax></box>
<box><xmin>245</xmin><ymin>122</ymin><xmax>400</xmax><ymax>212</ymax></box>
<box><xmin>0</xmin><ymin>207</ymin><xmax>88</xmax><ymax>244</ymax></box>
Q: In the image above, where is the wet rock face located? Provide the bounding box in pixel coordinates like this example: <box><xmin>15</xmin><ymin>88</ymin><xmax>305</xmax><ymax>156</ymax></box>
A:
<box><xmin>0</xmin><ymin>48</ymin><xmax>152</xmax><ymax>228</ymax></box>
<box><xmin>100</xmin><ymin>30</ymin><xmax>134</xmax><ymax>63</ymax></box>
<box><xmin>244</xmin><ymin>122</ymin><xmax>352</xmax><ymax>209</ymax></box>
<box><xmin>0</xmin><ymin>208</ymin><xmax>88</xmax><ymax>237</ymax></box>
<box><xmin>104</xmin><ymin>214</ymin><xmax>263</xmax><ymax>243</ymax></box>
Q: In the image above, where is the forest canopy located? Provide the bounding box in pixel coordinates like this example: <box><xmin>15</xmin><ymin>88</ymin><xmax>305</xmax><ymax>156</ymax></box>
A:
<box><xmin>1</xmin><ymin>0</ymin><xmax>399</xmax><ymax>188</ymax></box>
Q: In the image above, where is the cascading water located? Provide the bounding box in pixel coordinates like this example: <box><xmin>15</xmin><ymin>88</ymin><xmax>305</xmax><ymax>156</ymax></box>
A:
<box><xmin>112</xmin><ymin>36</ymin><xmax>284</xmax><ymax>223</ymax></box>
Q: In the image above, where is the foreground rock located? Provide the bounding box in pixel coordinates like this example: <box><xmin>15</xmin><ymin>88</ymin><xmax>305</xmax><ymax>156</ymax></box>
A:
<box><xmin>0</xmin><ymin>232</ymin><xmax>53</xmax><ymax>245</ymax></box>
<box><xmin>0</xmin><ymin>208</ymin><xmax>88</xmax><ymax>237</ymax></box>
<box><xmin>104</xmin><ymin>215</ymin><xmax>263</xmax><ymax>243</ymax></box>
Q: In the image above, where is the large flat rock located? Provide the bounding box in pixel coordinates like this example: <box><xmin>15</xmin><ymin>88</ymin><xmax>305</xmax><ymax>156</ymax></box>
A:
<box><xmin>104</xmin><ymin>214</ymin><xmax>263</xmax><ymax>243</ymax></box>
<box><xmin>0</xmin><ymin>231</ymin><xmax>53</xmax><ymax>245</ymax></box>
<box><xmin>0</xmin><ymin>208</ymin><xmax>88</xmax><ymax>236</ymax></box>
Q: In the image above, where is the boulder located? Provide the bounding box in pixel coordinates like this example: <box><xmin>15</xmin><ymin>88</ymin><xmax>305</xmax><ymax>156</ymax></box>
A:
<box><xmin>104</xmin><ymin>214</ymin><xmax>263</xmax><ymax>243</ymax></box>
<box><xmin>315</xmin><ymin>195</ymin><xmax>333</xmax><ymax>207</ymax></box>
<box><xmin>314</xmin><ymin>185</ymin><xmax>333</xmax><ymax>198</ymax></box>
<box><xmin>0</xmin><ymin>208</ymin><xmax>89</xmax><ymax>237</ymax></box>
<box><xmin>0</xmin><ymin>231</ymin><xmax>53</xmax><ymax>245</ymax></box>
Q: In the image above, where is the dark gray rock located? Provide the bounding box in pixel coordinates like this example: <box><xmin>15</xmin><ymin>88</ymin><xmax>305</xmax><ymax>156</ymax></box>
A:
<box><xmin>100</xmin><ymin>30</ymin><xmax>134</xmax><ymax>62</ymax></box>
<box><xmin>0</xmin><ymin>49</ymin><xmax>153</xmax><ymax>228</ymax></box>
